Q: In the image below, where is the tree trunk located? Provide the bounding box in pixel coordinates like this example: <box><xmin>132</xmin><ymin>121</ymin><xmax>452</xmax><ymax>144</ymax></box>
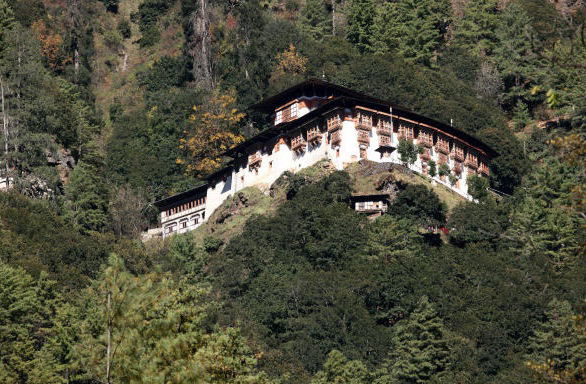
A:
<box><xmin>189</xmin><ymin>0</ymin><xmax>213</xmax><ymax>90</ymax></box>
<box><xmin>0</xmin><ymin>77</ymin><xmax>10</xmax><ymax>189</ymax></box>
<box><xmin>106</xmin><ymin>291</ymin><xmax>112</xmax><ymax>384</ymax></box>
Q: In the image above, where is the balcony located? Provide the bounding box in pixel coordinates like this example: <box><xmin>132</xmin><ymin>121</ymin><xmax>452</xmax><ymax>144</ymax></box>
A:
<box><xmin>418</xmin><ymin>135</ymin><xmax>433</xmax><ymax>148</ymax></box>
<box><xmin>377</xmin><ymin>126</ymin><xmax>391</xmax><ymax>136</ymax></box>
<box><xmin>331</xmin><ymin>130</ymin><xmax>341</xmax><ymax>146</ymax></box>
<box><xmin>453</xmin><ymin>162</ymin><xmax>462</xmax><ymax>175</ymax></box>
<box><xmin>436</xmin><ymin>142</ymin><xmax>450</xmax><ymax>154</ymax></box>
<box><xmin>327</xmin><ymin>118</ymin><xmax>342</xmax><ymax>132</ymax></box>
<box><xmin>248</xmin><ymin>152</ymin><xmax>262</xmax><ymax>169</ymax></box>
<box><xmin>378</xmin><ymin>135</ymin><xmax>391</xmax><ymax>147</ymax></box>
<box><xmin>356</xmin><ymin>121</ymin><xmax>372</xmax><ymax>132</ymax></box>
<box><xmin>307</xmin><ymin>126</ymin><xmax>322</xmax><ymax>143</ymax></box>
<box><xmin>464</xmin><ymin>157</ymin><xmax>478</xmax><ymax>169</ymax></box>
<box><xmin>291</xmin><ymin>135</ymin><xmax>306</xmax><ymax>153</ymax></box>
<box><xmin>357</xmin><ymin>129</ymin><xmax>370</xmax><ymax>146</ymax></box>
<box><xmin>479</xmin><ymin>163</ymin><xmax>490</xmax><ymax>176</ymax></box>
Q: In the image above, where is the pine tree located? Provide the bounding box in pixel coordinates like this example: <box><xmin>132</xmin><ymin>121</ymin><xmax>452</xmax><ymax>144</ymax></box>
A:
<box><xmin>492</xmin><ymin>2</ymin><xmax>540</xmax><ymax>107</ymax></box>
<box><xmin>297</xmin><ymin>0</ymin><xmax>331</xmax><ymax>42</ymax></box>
<box><xmin>452</xmin><ymin>0</ymin><xmax>500</xmax><ymax>57</ymax></box>
<box><xmin>372</xmin><ymin>0</ymin><xmax>450</xmax><ymax>67</ymax></box>
<box><xmin>64</xmin><ymin>145</ymin><xmax>110</xmax><ymax>232</ymax></box>
<box><xmin>345</xmin><ymin>0</ymin><xmax>376</xmax><ymax>53</ymax></box>
<box><xmin>0</xmin><ymin>261</ymin><xmax>71</xmax><ymax>383</ymax></box>
<box><xmin>312</xmin><ymin>350</ymin><xmax>373</xmax><ymax>383</ymax></box>
<box><xmin>75</xmin><ymin>255</ymin><xmax>269</xmax><ymax>383</ymax></box>
<box><xmin>526</xmin><ymin>299</ymin><xmax>586</xmax><ymax>380</ymax></box>
<box><xmin>381</xmin><ymin>296</ymin><xmax>452</xmax><ymax>383</ymax></box>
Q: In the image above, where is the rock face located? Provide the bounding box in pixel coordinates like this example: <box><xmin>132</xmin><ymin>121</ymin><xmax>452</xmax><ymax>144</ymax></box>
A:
<box><xmin>46</xmin><ymin>148</ymin><xmax>76</xmax><ymax>184</ymax></box>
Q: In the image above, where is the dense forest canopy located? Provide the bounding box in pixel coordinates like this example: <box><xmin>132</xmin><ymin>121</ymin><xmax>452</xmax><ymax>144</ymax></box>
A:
<box><xmin>0</xmin><ymin>0</ymin><xmax>585</xmax><ymax>382</ymax></box>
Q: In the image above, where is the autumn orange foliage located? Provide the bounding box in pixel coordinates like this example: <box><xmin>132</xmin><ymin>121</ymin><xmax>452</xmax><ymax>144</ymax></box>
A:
<box><xmin>31</xmin><ymin>20</ymin><xmax>70</xmax><ymax>70</ymax></box>
<box><xmin>178</xmin><ymin>89</ymin><xmax>245</xmax><ymax>177</ymax></box>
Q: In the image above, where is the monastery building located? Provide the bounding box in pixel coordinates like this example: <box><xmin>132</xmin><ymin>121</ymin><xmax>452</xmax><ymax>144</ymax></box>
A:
<box><xmin>154</xmin><ymin>79</ymin><xmax>496</xmax><ymax>238</ymax></box>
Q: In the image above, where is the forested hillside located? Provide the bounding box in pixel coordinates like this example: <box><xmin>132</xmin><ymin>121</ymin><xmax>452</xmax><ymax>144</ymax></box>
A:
<box><xmin>0</xmin><ymin>0</ymin><xmax>585</xmax><ymax>382</ymax></box>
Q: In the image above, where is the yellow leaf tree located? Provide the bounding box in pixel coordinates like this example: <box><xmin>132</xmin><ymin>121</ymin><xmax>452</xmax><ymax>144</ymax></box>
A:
<box><xmin>179</xmin><ymin>89</ymin><xmax>245</xmax><ymax>177</ymax></box>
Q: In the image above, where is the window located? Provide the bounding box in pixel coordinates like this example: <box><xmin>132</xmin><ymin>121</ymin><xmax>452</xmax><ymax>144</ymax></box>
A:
<box><xmin>290</xmin><ymin>103</ymin><xmax>298</xmax><ymax>118</ymax></box>
<box><xmin>180</xmin><ymin>220</ymin><xmax>188</xmax><ymax>229</ymax></box>
<box><xmin>275</xmin><ymin>110</ymin><xmax>282</xmax><ymax>125</ymax></box>
<box><xmin>165</xmin><ymin>224</ymin><xmax>177</xmax><ymax>234</ymax></box>
<box><xmin>192</xmin><ymin>215</ymin><xmax>199</xmax><ymax>225</ymax></box>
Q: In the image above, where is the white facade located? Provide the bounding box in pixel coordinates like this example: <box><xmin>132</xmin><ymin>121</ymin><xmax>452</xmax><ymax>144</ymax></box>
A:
<box><xmin>157</xmin><ymin>84</ymin><xmax>492</xmax><ymax>238</ymax></box>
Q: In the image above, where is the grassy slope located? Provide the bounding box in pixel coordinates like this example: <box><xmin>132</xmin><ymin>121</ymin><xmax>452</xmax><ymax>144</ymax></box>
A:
<box><xmin>92</xmin><ymin>0</ymin><xmax>184</xmax><ymax>122</ymax></box>
<box><xmin>346</xmin><ymin>161</ymin><xmax>466</xmax><ymax>214</ymax></box>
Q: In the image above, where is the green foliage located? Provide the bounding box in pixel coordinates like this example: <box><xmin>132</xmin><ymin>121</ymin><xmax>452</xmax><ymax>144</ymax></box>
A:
<box><xmin>0</xmin><ymin>261</ymin><xmax>71</xmax><ymax>383</ymax></box>
<box><xmin>397</xmin><ymin>138</ymin><xmax>420</xmax><ymax>165</ymax></box>
<box><xmin>345</xmin><ymin>0</ymin><xmax>376</xmax><ymax>53</ymax></box>
<box><xmin>448</xmin><ymin>199</ymin><xmax>509</xmax><ymax>246</ymax></box>
<box><xmin>312</xmin><ymin>350</ymin><xmax>373</xmax><ymax>383</ymax></box>
<box><xmin>492</xmin><ymin>2</ymin><xmax>540</xmax><ymax>108</ymax></box>
<box><xmin>297</xmin><ymin>0</ymin><xmax>331</xmax><ymax>41</ymax></box>
<box><xmin>117</xmin><ymin>19</ymin><xmax>131</xmax><ymax>39</ymax></box>
<box><xmin>526</xmin><ymin>299</ymin><xmax>586</xmax><ymax>378</ymax></box>
<box><xmin>99</xmin><ymin>0</ymin><xmax>119</xmax><ymax>13</ymax></box>
<box><xmin>507</xmin><ymin>158</ymin><xmax>584</xmax><ymax>272</ymax></box>
<box><xmin>438</xmin><ymin>163</ymin><xmax>450</xmax><ymax>176</ymax></box>
<box><xmin>138</xmin><ymin>56</ymin><xmax>188</xmax><ymax>93</ymax></box>
<box><xmin>467</xmin><ymin>174</ymin><xmax>489</xmax><ymax>200</ymax></box>
<box><xmin>428</xmin><ymin>160</ymin><xmax>437</xmax><ymax>177</ymax></box>
<box><xmin>64</xmin><ymin>148</ymin><xmax>110</xmax><ymax>233</ymax></box>
<box><xmin>372</xmin><ymin>0</ymin><xmax>451</xmax><ymax>67</ymax></box>
<box><xmin>389</xmin><ymin>184</ymin><xmax>446</xmax><ymax>227</ymax></box>
<box><xmin>513</xmin><ymin>99</ymin><xmax>530</xmax><ymax>131</ymax></box>
<box><xmin>76</xmin><ymin>254</ymin><xmax>269</xmax><ymax>383</ymax></box>
<box><xmin>133</xmin><ymin>0</ymin><xmax>172</xmax><ymax>47</ymax></box>
<box><xmin>381</xmin><ymin>296</ymin><xmax>452</xmax><ymax>383</ymax></box>
<box><xmin>453</xmin><ymin>0</ymin><xmax>500</xmax><ymax>56</ymax></box>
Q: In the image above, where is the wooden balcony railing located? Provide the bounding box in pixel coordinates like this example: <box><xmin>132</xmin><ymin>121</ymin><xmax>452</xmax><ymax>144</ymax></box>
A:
<box><xmin>291</xmin><ymin>134</ymin><xmax>306</xmax><ymax>152</ymax></box>
<box><xmin>307</xmin><ymin>126</ymin><xmax>322</xmax><ymax>143</ymax></box>
<box><xmin>327</xmin><ymin>117</ymin><xmax>342</xmax><ymax>132</ymax></box>
<box><xmin>464</xmin><ymin>156</ymin><xmax>478</xmax><ymax>169</ymax></box>
<box><xmin>356</xmin><ymin>121</ymin><xmax>372</xmax><ymax>132</ymax></box>
<box><xmin>357</xmin><ymin>129</ymin><xmax>370</xmax><ymax>145</ymax></box>
<box><xmin>248</xmin><ymin>152</ymin><xmax>262</xmax><ymax>168</ymax></box>
<box><xmin>331</xmin><ymin>130</ymin><xmax>341</xmax><ymax>146</ymax></box>
<box><xmin>379</xmin><ymin>135</ymin><xmax>391</xmax><ymax>147</ymax></box>
<box><xmin>436</xmin><ymin>141</ymin><xmax>450</xmax><ymax>154</ymax></box>
<box><xmin>452</xmin><ymin>145</ymin><xmax>465</xmax><ymax>161</ymax></box>
<box><xmin>418</xmin><ymin>133</ymin><xmax>433</xmax><ymax>148</ymax></box>
<box><xmin>479</xmin><ymin>163</ymin><xmax>490</xmax><ymax>176</ymax></box>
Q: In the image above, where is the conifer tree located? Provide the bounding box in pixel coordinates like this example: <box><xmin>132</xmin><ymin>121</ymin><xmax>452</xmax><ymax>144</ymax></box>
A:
<box><xmin>492</xmin><ymin>2</ymin><xmax>539</xmax><ymax>107</ymax></box>
<box><xmin>380</xmin><ymin>296</ymin><xmax>452</xmax><ymax>383</ymax></box>
<box><xmin>64</xmin><ymin>144</ymin><xmax>110</xmax><ymax>232</ymax></box>
<box><xmin>345</xmin><ymin>0</ymin><xmax>376</xmax><ymax>53</ymax></box>
<box><xmin>372</xmin><ymin>0</ymin><xmax>450</xmax><ymax>67</ymax></box>
<box><xmin>312</xmin><ymin>350</ymin><xmax>373</xmax><ymax>383</ymax></box>
<box><xmin>0</xmin><ymin>261</ymin><xmax>71</xmax><ymax>383</ymax></box>
<box><xmin>297</xmin><ymin>0</ymin><xmax>331</xmax><ymax>42</ymax></box>
<box><xmin>452</xmin><ymin>0</ymin><xmax>500</xmax><ymax>57</ymax></box>
<box><xmin>526</xmin><ymin>299</ymin><xmax>586</xmax><ymax>380</ymax></box>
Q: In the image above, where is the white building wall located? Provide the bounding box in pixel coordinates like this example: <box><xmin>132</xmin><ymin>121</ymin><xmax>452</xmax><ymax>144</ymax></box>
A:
<box><xmin>205</xmin><ymin>171</ymin><xmax>234</xmax><ymax>218</ymax></box>
<box><xmin>164</xmin><ymin>110</ymin><xmax>485</xmax><ymax>235</ymax></box>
